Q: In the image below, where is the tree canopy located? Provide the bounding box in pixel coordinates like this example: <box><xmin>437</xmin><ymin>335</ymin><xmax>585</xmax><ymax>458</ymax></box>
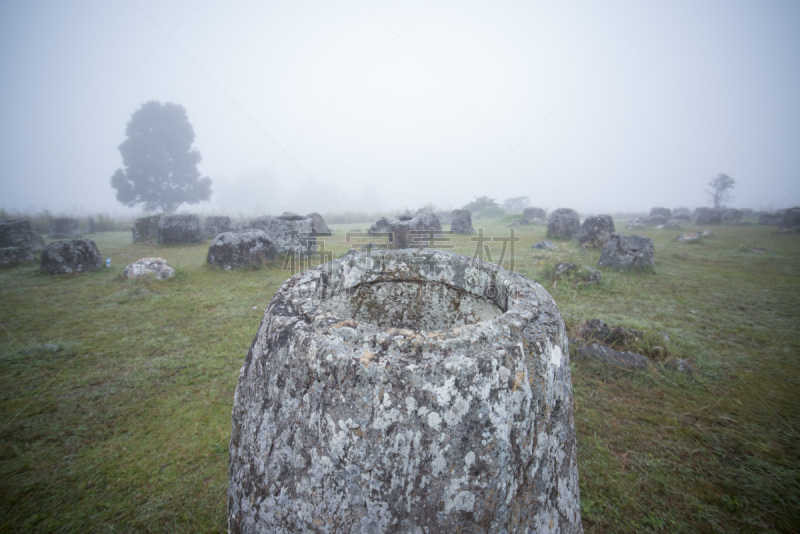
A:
<box><xmin>111</xmin><ymin>101</ymin><xmax>211</xmax><ymax>213</ymax></box>
<box><xmin>707</xmin><ymin>173</ymin><xmax>736</xmax><ymax>209</ymax></box>
<box><xmin>501</xmin><ymin>196</ymin><xmax>531</xmax><ymax>214</ymax></box>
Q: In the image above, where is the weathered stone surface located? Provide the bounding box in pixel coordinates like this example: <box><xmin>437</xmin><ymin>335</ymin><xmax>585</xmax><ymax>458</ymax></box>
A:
<box><xmin>695</xmin><ymin>208</ymin><xmax>722</xmax><ymax>225</ymax></box>
<box><xmin>574</xmin><ymin>343</ymin><xmax>650</xmax><ymax>370</ymax></box>
<box><xmin>49</xmin><ymin>217</ymin><xmax>82</xmax><ymax>238</ymax></box>
<box><xmin>576</xmin><ymin>319</ymin><xmax>642</xmax><ymax>347</ymax></box>
<box><xmin>546</xmin><ymin>208</ymin><xmax>580</xmax><ymax>239</ymax></box>
<box><xmin>532</xmin><ymin>240</ymin><xmax>558</xmax><ymax>250</ymax></box>
<box><xmin>0</xmin><ymin>219</ymin><xmax>44</xmax><ymax>252</ymax></box>
<box><xmin>450</xmin><ymin>209</ymin><xmax>473</xmax><ymax>234</ymax></box>
<box><xmin>781</xmin><ymin>206</ymin><xmax>800</xmax><ymax>228</ymax></box>
<box><xmin>132</xmin><ymin>215</ymin><xmax>161</xmax><ymax>243</ymax></box>
<box><xmin>40</xmin><ymin>239</ymin><xmax>101</xmax><ymax>274</ymax></box>
<box><xmin>228</xmin><ymin>250</ymin><xmax>582</xmax><ymax>533</ymax></box>
<box><xmin>158</xmin><ymin>214</ymin><xmax>204</xmax><ymax>245</ymax></box>
<box><xmin>758</xmin><ymin>212</ymin><xmax>783</xmax><ymax>226</ymax></box>
<box><xmin>597</xmin><ymin>233</ymin><xmax>655</xmax><ymax>272</ymax></box>
<box><xmin>577</xmin><ymin>215</ymin><xmax>615</xmax><ymax>248</ymax></box>
<box><xmin>664</xmin><ymin>358</ymin><xmax>695</xmax><ymax>374</ymax></box>
<box><xmin>0</xmin><ymin>247</ymin><xmax>35</xmax><ymax>267</ymax></box>
<box><xmin>553</xmin><ymin>263</ymin><xmax>601</xmax><ymax>285</ymax></box>
<box><xmin>671</xmin><ymin>207</ymin><xmax>691</xmax><ymax>220</ymax></box>
<box><xmin>207</xmin><ymin>230</ymin><xmax>277</xmax><ymax>270</ymax></box>
<box><xmin>307</xmin><ymin>212</ymin><xmax>332</xmax><ymax>235</ymax></box>
<box><xmin>367</xmin><ymin>210</ymin><xmax>443</xmax><ymax>249</ymax></box>
<box><xmin>122</xmin><ymin>257</ymin><xmax>175</xmax><ymax>279</ymax></box>
<box><xmin>523</xmin><ymin>207</ymin><xmax>546</xmax><ymax>221</ymax></box>
<box><xmin>676</xmin><ymin>233</ymin><xmax>700</xmax><ymax>243</ymax></box>
<box><xmin>644</xmin><ymin>214</ymin><xmax>669</xmax><ymax>225</ymax></box>
<box><xmin>649</xmin><ymin>207</ymin><xmax>671</xmax><ymax>219</ymax></box>
<box><xmin>721</xmin><ymin>208</ymin><xmax>742</xmax><ymax>224</ymax></box>
<box><xmin>508</xmin><ymin>218</ymin><xmax>529</xmax><ymax>227</ymax></box>
<box><xmin>204</xmin><ymin>216</ymin><xmax>232</xmax><ymax>240</ymax></box>
<box><xmin>249</xmin><ymin>214</ymin><xmax>316</xmax><ymax>256</ymax></box>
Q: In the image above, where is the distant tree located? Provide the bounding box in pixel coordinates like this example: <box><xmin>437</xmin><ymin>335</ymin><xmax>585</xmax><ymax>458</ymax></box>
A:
<box><xmin>707</xmin><ymin>173</ymin><xmax>736</xmax><ymax>209</ymax></box>
<box><xmin>501</xmin><ymin>196</ymin><xmax>531</xmax><ymax>214</ymax></box>
<box><xmin>462</xmin><ymin>196</ymin><xmax>499</xmax><ymax>214</ymax></box>
<box><xmin>111</xmin><ymin>101</ymin><xmax>211</xmax><ymax>213</ymax></box>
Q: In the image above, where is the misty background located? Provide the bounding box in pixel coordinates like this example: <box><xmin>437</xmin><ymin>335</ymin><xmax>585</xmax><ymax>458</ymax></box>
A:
<box><xmin>1</xmin><ymin>0</ymin><xmax>798</xmax><ymax>219</ymax></box>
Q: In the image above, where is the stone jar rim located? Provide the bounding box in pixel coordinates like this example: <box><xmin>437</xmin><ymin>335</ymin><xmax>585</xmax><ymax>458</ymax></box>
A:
<box><xmin>265</xmin><ymin>249</ymin><xmax>556</xmax><ymax>354</ymax></box>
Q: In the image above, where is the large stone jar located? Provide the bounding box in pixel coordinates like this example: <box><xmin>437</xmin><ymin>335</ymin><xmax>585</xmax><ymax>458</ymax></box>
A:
<box><xmin>228</xmin><ymin>250</ymin><xmax>581</xmax><ymax>533</ymax></box>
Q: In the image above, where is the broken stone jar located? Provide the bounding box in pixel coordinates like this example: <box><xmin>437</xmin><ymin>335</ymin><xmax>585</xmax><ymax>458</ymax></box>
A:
<box><xmin>228</xmin><ymin>249</ymin><xmax>582</xmax><ymax>533</ymax></box>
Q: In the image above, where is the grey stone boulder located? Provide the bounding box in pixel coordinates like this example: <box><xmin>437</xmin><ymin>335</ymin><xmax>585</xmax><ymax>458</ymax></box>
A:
<box><xmin>228</xmin><ymin>250</ymin><xmax>582</xmax><ymax>533</ymax></box>
<box><xmin>207</xmin><ymin>230</ymin><xmax>277</xmax><ymax>270</ymax></box>
<box><xmin>721</xmin><ymin>208</ymin><xmax>743</xmax><ymax>224</ymax></box>
<box><xmin>367</xmin><ymin>210</ymin><xmax>443</xmax><ymax>249</ymax></box>
<box><xmin>49</xmin><ymin>217</ymin><xmax>82</xmax><ymax>238</ymax></box>
<box><xmin>649</xmin><ymin>207</ymin><xmax>672</xmax><ymax>219</ymax></box>
<box><xmin>40</xmin><ymin>239</ymin><xmax>101</xmax><ymax>274</ymax></box>
<box><xmin>132</xmin><ymin>215</ymin><xmax>161</xmax><ymax>243</ymax></box>
<box><xmin>576</xmin><ymin>319</ymin><xmax>642</xmax><ymax>347</ymax></box>
<box><xmin>597</xmin><ymin>233</ymin><xmax>655</xmax><ymax>272</ymax></box>
<box><xmin>158</xmin><ymin>214</ymin><xmax>204</xmax><ymax>245</ymax></box>
<box><xmin>450</xmin><ymin>209</ymin><xmax>473</xmax><ymax>234</ymax></box>
<box><xmin>664</xmin><ymin>358</ymin><xmax>695</xmax><ymax>374</ymax></box>
<box><xmin>626</xmin><ymin>218</ymin><xmax>646</xmax><ymax>230</ymax></box>
<box><xmin>0</xmin><ymin>247</ymin><xmax>35</xmax><ymax>267</ymax></box>
<box><xmin>553</xmin><ymin>262</ymin><xmax>601</xmax><ymax>285</ymax></box>
<box><xmin>122</xmin><ymin>257</ymin><xmax>175</xmax><ymax>280</ymax></box>
<box><xmin>532</xmin><ymin>240</ymin><xmax>558</xmax><ymax>250</ymax></box>
<box><xmin>575</xmin><ymin>343</ymin><xmax>650</xmax><ymax>370</ymax></box>
<box><xmin>0</xmin><ymin>219</ymin><xmax>44</xmax><ymax>252</ymax></box>
<box><xmin>249</xmin><ymin>213</ymin><xmax>315</xmax><ymax>256</ymax></box>
<box><xmin>306</xmin><ymin>212</ymin><xmax>332</xmax><ymax>235</ymax></box>
<box><xmin>645</xmin><ymin>214</ymin><xmax>669</xmax><ymax>225</ymax></box>
<box><xmin>546</xmin><ymin>208</ymin><xmax>580</xmax><ymax>239</ymax></box>
<box><xmin>781</xmin><ymin>206</ymin><xmax>800</xmax><ymax>228</ymax></box>
<box><xmin>671</xmin><ymin>207</ymin><xmax>691</xmax><ymax>220</ymax></box>
<box><xmin>203</xmin><ymin>216</ymin><xmax>232</xmax><ymax>240</ymax></box>
<box><xmin>676</xmin><ymin>233</ymin><xmax>700</xmax><ymax>243</ymax></box>
<box><xmin>758</xmin><ymin>211</ymin><xmax>783</xmax><ymax>226</ymax></box>
<box><xmin>577</xmin><ymin>214</ymin><xmax>615</xmax><ymax>248</ymax></box>
<box><xmin>695</xmin><ymin>208</ymin><xmax>722</xmax><ymax>225</ymax></box>
<box><xmin>523</xmin><ymin>207</ymin><xmax>546</xmax><ymax>221</ymax></box>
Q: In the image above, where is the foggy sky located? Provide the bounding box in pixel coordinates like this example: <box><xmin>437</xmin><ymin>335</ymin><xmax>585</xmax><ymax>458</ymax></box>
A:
<box><xmin>1</xmin><ymin>0</ymin><xmax>799</xmax><ymax>218</ymax></box>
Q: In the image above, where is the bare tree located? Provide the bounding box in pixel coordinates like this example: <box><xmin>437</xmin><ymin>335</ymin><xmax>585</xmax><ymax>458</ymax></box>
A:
<box><xmin>707</xmin><ymin>173</ymin><xmax>736</xmax><ymax>209</ymax></box>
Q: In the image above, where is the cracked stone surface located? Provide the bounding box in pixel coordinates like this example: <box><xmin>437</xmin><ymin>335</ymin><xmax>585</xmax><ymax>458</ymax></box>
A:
<box><xmin>249</xmin><ymin>214</ymin><xmax>316</xmax><ymax>256</ymax></box>
<box><xmin>132</xmin><ymin>215</ymin><xmax>161</xmax><ymax>243</ymax></box>
<box><xmin>40</xmin><ymin>239</ymin><xmax>101</xmax><ymax>274</ymax></box>
<box><xmin>207</xmin><ymin>230</ymin><xmax>277</xmax><ymax>270</ymax></box>
<box><xmin>597</xmin><ymin>233</ymin><xmax>655</xmax><ymax>272</ymax></box>
<box><xmin>158</xmin><ymin>214</ymin><xmax>204</xmax><ymax>245</ymax></box>
<box><xmin>546</xmin><ymin>209</ymin><xmax>580</xmax><ymax>239</ymax></box>
<box><xmin>228</xmin><ymin>249</ymin><xmax>582</xmax><ymax>533</ymax></box>
<box><xmin>121</xmin><ymin>257</ymin><xmax>175</xmax><ymax>279</ymax></box>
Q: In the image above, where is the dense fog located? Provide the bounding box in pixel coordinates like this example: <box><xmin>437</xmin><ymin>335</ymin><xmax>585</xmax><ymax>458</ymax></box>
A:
<box><xmin>1</xmin><ymin>0</ymin><xmax>798</xmax><ymax>218</ymax></box>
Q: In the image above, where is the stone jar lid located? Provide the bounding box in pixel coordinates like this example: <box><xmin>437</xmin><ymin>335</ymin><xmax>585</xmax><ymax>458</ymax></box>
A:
<box><xmin>229</xmin><ymin>249</ymin><xmax>582</xmax><ymax>533</ymax></box>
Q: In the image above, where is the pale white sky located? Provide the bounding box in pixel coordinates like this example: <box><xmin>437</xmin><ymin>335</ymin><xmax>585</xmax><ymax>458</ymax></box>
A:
<box><xmin>1</xmin><ymin>0</ymin><xmax>798</xmax><ymax>218</ymax></box>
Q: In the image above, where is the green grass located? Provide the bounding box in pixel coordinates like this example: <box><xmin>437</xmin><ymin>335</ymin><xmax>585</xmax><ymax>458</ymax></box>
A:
<box><xmin>1</xmin><ymin>221</ymin><xmax>799</xmax><ymax>532</ymax></box>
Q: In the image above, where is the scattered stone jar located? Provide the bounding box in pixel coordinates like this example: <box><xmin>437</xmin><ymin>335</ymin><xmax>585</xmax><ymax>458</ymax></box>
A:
<box><xmin>228</xmin><ymin>250</ymin><xmax>582</xmax><ymax>533</ymax></box>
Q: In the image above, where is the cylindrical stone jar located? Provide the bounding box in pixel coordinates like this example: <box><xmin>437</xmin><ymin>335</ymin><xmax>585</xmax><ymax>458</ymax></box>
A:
<box><xmin>228</xmin><ymin>250</ymin><xmax>582</xmax><ymax>533</ymax></box>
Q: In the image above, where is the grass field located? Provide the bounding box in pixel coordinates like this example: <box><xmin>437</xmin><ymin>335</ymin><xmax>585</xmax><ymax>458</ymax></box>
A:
<box><xmin>1</xmin><ymin>219</ymin><xmax>798</xmax><ymax>532</ymax></box>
